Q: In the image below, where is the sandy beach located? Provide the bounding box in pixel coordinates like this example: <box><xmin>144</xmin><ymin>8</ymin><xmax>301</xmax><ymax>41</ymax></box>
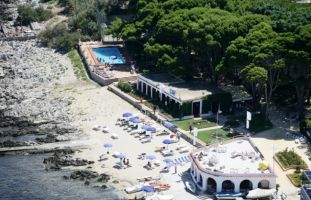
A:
<box><xmin>53</xmin><ymin>81</ymin><xmax>205</xmax><ymax>199</ymax></box>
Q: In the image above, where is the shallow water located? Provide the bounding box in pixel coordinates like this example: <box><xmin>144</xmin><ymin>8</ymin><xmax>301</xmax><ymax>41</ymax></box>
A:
<box><xmin>0</xmin><ymin>154</ymin><xmax>120</xmax><ymax>200</ymax></box>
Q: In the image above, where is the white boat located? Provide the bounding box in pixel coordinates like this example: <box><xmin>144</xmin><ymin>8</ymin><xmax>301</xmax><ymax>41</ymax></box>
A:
<box><xmin>185</xmin><ymin>181</ymin><xmax>196</xmax><ymax>194</ymax></box>
<box><xmin>145</xmin><ymin>194</ymin><xmax>174</xmax><ymax>200</ymax></box>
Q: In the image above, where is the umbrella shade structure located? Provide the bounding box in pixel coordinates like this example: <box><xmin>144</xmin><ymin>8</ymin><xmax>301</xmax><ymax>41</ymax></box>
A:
<box><xmin>246</xmin><ymin>188</ymin><xmax>276</xmax><ymax>199</ymax></box>
<box><xmin>141</xmin><ymin>125</ymin><xmax>151</xmax><ymax>130</ymax></box>
<box><xmin>142</xmin><ymin>185</ymin><xmax>156</xmax><ymax>193</ymax></box>
<box><xmin>146</xmin><ymin>155</ymin><xmax>156</xmax><ymax>160</ymax></box>
<box><xmin>163</xmin><ymin>158</ymin><xmax>174</xmax><ymax>163</ymax></box>
<box><xmin>115</xmin><ymin>153</ymin><xmax>126</xmax><ymax>159</ymax></box>
<box><xmin>163</xmin><ymin>139</ymin><xmax>172</xmax><ymax>149</ymax></box>
<box><xmin>129</xmin><ymin>118</ymin><xmax>141</xmax><ymax>123</ymax></box>
<box><xmin>103</xmin><ymin>143</ymin><xmax>113</xmax><ymax>148</ymax></box>
<box><xmin>122</xmin><ymin>112</ymin><xmax>133</xmax><ymax>117</ymax></box>
<box><xmin>163</xmin><ymin>139</ymin><xmax>172</xmax><ymax>145</ymax></box>
<box><xmin>146</xmin><ymin>127</ymin><xmax>156</xmax><ymax>132</ymax></box>
<box><xmin>163</xmin><ymin>121</ymin><xmax>177</xmax><ymax>129</ymax></box>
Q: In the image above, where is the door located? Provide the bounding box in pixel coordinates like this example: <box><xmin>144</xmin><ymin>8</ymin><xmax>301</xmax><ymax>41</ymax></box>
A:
<box><xmin>192</xmin><ymin>101</ymin><xmax>200</xmax><ymax>117</ymax></box>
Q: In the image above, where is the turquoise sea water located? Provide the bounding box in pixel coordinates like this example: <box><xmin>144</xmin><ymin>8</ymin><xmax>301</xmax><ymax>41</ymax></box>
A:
<box><xmin>0</xmin><ymin>154</ymin><xmax>120</xmax><ymax>200</ymax></box>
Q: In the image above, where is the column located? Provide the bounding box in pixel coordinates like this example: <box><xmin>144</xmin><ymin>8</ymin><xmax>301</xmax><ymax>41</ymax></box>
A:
<box><xmin>150</xmin><ymin>87</ymin><xmax>153</xmax><ymax>98</ymax></box>
<box><xmin>140</xmin><ymin>81</ymin><xmax>144</xmax><ymax>93</ymax></box>
<box><xmin>216</xmin><ymin>180</ymin><xmax>222</xmax><ymax>193</ymax></box>
<box><xmin>136</xmin><ymin>81</ymin><xmax>139</xmax><ymax>90</ymax></box>
<box><xmin>199</xmin><ymin>100</ymin><xmax>203</xmax><ymax>115</ymax></box>
<box><xmin>202</xmin><ymin>177</ymin><xmax>207</xmax><ymax>191</ymax></box>
<box><xmin>145</xmin><ymin>84</ymin><xmax>148</xmax><ymax>96</ymax></box>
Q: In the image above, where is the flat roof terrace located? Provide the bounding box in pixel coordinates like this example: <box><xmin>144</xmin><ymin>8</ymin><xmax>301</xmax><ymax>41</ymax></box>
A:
<box><xmin>138</xmin><ymin>73</ymin><xmax>223</xmax><ymax>102</ymax></box>
<box><xmin>191</xmin><ymin>138</ymin><xmax>273</xmax><ymax>176</ymax></box>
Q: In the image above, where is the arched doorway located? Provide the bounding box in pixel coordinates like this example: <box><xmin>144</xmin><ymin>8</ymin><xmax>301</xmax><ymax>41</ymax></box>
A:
<box><xmin>222</xmin><ymin>180</ymin><xmax>235</xmax><ymax>192</ymax></box>
<box><xmin>207</xmin><ymin>178</ymin><xmax>217</xmax><ymax>194</ymax></box>
<box><xmin>258</xmin><ymin>180</ymin><xmax>270</xmax><ymax>189</ymax></box>
<box><xmin>240</xmin><ymin>180</ymin><xmax>253</xmax><ymax>192</ymax></box>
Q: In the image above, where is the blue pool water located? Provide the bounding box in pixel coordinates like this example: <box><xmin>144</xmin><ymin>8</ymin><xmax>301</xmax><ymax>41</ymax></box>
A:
<box><xmin>92</xmin><ymin>47</ymin><xmax>125</xmax><ymax>65</ymax></box>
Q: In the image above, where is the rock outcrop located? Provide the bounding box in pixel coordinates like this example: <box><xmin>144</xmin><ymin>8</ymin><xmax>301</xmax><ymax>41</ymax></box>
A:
<box><xmin>0</xmin><ymin>40</ymin><xmax>77</xmax><ymax>139</ymax></box>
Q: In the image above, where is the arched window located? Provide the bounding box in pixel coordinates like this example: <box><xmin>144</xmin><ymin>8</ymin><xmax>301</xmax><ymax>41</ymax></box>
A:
<box><xmin>258</xmin><ymin>180</ymin><xmax>270</xmax><ymax>189</ymax></box>
<box><xmin>207</xmin><ymin>178</ymin><xmax>217</xmax><ymax>193</ymax></box>
<box><xmin>240</xmin><ymin>180</ymin><xmax>253</xmax><ymax>192</ymax></box>
<box><xmin>222</xmin><ymin>180</ymin><xmax>235</xmax><ymax>192</ymax></box>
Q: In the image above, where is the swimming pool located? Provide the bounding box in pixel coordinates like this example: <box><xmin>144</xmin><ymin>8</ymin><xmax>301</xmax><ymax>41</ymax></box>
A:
<box><xmin>92</xmin><ymin>47</ymin><xmax>126</xmax><ymax>65</ymax></box>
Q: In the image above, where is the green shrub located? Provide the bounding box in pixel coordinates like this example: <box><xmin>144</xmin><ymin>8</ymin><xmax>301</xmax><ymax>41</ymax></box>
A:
<box><xmin>276</xmin><ymin>149</ymin><xmax>308</xmax><ymax>169</ymax></box>
<box><xmin>17</xmin><ymin>5</ymin><xmax>53</xmax><ymax>25</ymax></box>
<box><xmin>117</xmin><ymin>81</ymin><xmax>132</xmax><ymax>93</ymax></box>
<box><xmin>181</xmin><ymin>101</ymin><xmax>192</xmax><ymax>117</ymax></box>
<box><xmin>202</xmin><ymin>92</ymin><xmax>232</xmax><ymax>114</ymax></box>
<box><xmin>39</xmin><ymin>22</ymin><xmax>81</xmax><ymax>52</ymax></box>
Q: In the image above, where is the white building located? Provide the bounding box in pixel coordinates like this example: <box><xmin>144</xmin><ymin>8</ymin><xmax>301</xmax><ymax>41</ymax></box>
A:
<box><xmin>189</xmin><ymin>137</ymin><xmax>276</xmax><ymax>194</ymax></box>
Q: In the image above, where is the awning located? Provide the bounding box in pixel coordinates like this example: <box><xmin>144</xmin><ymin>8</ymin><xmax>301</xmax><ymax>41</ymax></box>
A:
<box><xmin>246</xmin><ymin>188</ymin><xmax>276</xmax><ymax>199</ymax></box>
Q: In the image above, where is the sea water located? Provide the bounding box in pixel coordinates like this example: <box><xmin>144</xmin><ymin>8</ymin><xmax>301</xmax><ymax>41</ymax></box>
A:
<box><xmin>0</xmin><ymin>154</ymin><xmax>120</xmax><ymax>200</ymax></box>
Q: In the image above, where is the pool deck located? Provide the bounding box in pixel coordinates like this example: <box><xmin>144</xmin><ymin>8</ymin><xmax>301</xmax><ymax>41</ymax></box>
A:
<box><xmin>78</xmin><ymin>41</ymin><xmax>137</xmax><ymax>85</ymax></box>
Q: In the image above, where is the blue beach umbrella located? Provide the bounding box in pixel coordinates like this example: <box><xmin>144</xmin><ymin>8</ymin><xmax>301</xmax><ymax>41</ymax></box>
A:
<box><xmin>163</xmin><ymin>158</ymin><xmax>174</xmax><ymax>163</ymax></box>
<box><xmin>141</xmin><ymin>125</ymin><xmax>151</xmax><ymax>130</ymax></box>
<box><xmin>103</xmin><ymin>143</ymin><xmax>113</xmax><ymax>148</ymax></box>
<box><xmin>122</xmin><ymin>112</ymin><xmax>133</xmax><ymax>117</ymax></box>
<box><xmin>146</xmin><ymin>155</ymin><xmax>156</xmax><ymax>160</ymax></box>
<box><xmin>162</xmin><ymin>139</ymin><xmax>172</xmax><ymax>145</ymax></box>
<box><xmin>129</xmin><ymin>118</ymin><xmax>141</xmax><ymax>123</ymax></box>
<box><xmin>115</xmin><ymin>153</ymin><xmax>126</xmax><ymax>159</ymax></box>
<box><xmin>163</xmin><ymin>139</ymin><xmax>172</xmax><ymax>149</ymax></box>
<box><xmin>142</xmin><ymin>185</ymin><xmax>155</xmax><ymax>193</ymax></box>
<box><xmin>146</xmin><ymin>127</ymin><xmax>156</xmax><ymax>132</ymax></box>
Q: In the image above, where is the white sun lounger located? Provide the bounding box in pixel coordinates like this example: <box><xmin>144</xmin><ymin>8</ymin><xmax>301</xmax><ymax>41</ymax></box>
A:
<box><xmin>111</xmin><ymin>133</ymin><xmax>119</xmax><ymax>139</ymax></box>
<box><xmin>179</xmin><ymin>146</ymin><xmax>190</xmax><ymax>153</ymax></box>
<box><xmin>161</xmin><ymin>149</ymin><xmax>174</xmax><ymax>156</ymax></box>
<box><xmin>176</xmin><ymin>144</ymin><xmax>187</xmax><ymax>150</ymax></box>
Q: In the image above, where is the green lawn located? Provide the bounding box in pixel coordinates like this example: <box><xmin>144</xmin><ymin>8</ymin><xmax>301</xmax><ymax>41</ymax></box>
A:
<box><xmin>172</xmin><ymin>118</ymin><xmax>217</xmax><ymax>131</ymax></box>
<box><xmin>68</xmin><ymin>50</ymin><xmax>88</xmax><ymax>81</ymax></box>
<box><xmin>197</xmin><ymin>128</ymin><xmax>231</xmax><ymax>144</ymax></box>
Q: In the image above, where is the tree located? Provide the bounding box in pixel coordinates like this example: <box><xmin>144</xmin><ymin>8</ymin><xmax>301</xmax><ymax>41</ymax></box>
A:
<box><xmin>241</xmin><ymin>65</ymin><xmax>268</xmax><ymax>108</ymax></box>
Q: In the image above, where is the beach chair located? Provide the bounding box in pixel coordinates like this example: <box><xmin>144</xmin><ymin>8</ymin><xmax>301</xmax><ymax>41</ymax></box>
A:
<box><xmin>111</xmin><ymin>133</ymin><xmax>119</xmax><ymax>139</ymax></box>
<box><xmin>141</xmin><ymin>137</ymin><xmax>151</xmax><ymax>143</ymax></box>
<box><xmin>98</xmin><ymin>154</ymin><xmax>109</xmax><ymax>161</ymax></box>
<box><xmin>179</xmin><ymin>146</ymin><xmax>190</xmax><ymax>153</ymax></box>
<box><xmin>176</xmin><ymin>144</ymin><xmax>187</xmax><ymax>150</ymax></box>
<box><xmin>161</xmin><ymin>149</ymin><xmax>174</xmax><ymax>156</ymax></box>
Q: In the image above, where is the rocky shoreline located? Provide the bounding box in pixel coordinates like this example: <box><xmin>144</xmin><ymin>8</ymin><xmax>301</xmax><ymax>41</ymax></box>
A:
<box><xmin>0</xmin><ymin>40</ymin><xmax>77</xmax><ymax>138</ymax></box>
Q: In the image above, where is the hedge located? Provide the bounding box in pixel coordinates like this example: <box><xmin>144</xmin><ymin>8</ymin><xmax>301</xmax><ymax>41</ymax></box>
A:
<box><xmin>201</xmin><ymin>92</ymin><xmax>232</xmax><ymax>114</ymax></box>
<box><xmin>117</xmin><ymin>81</ymin><xmax>132</xmax><ymax>93</ymax></box>
<box><xmin>181</xmin><ymin>101</ymin><xmax>192</xmax><ymax>117</ymax></box>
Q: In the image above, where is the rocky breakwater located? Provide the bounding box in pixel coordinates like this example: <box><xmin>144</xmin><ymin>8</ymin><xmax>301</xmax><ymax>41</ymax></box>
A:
<box><xmin>0</xmin><ymin>40</ymin><xmax>77</xmax><ymax>143</ymax></box>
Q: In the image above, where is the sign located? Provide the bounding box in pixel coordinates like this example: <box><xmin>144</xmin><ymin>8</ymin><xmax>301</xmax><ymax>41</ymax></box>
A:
<box><xmin>193</xmin><ymin>128</ymin><xmax>198</xmax><ymax>146</ymax></box>
<box><xmin>247</xmin><ymin>111</ymin><xmax>252</xmax><ymax>121</ymax></box>
<box><xmin>246</xmin><ymin>120</ymin><xmax>249</xmax><ymax>129</ymax></box>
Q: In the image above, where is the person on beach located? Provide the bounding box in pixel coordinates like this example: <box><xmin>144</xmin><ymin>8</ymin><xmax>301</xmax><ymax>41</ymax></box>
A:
<box><xmin>174</xmin><ymin>164</ymin><xmax>177</xmax><ymax>174</ymax></box>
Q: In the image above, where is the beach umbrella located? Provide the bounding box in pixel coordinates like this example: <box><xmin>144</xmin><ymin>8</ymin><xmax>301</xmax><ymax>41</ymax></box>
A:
<box><xmin>122</xmin><ymin>112</ymin><xmax>133</xmax><ymax>117</ymax></box>
<box><xmin>163</xmin><ymin>121</ymin><xmax>177</xmax><ymax>129</ymax></box>
<box><xmin>141</xmin><ymin>125</ymin><xmax>151</xmax><ymax>130</ymax></box>
<box><xmin>163</xmin><ymin>139</ymin><xmax>172</xmax><ymax>149</ymax></box>
<box><xmin>142</xmin><ymin>185</ymin><xmax>155</xmax><ymax>193</ymax></box>
<box><xmin>115</xmin><ymin>153</ymin><xmax>126</xmax><ymax>159</ymax></box>
<box><xmin>147</xmin><ymin>127</ymin><xmax>156</xmax><ymax>132</ymax></box>
<box><xmin>129</xmin><ymin>118</ymin><xmax>141</xmax><ymax>123</ymax></box>
<box><xmin>103</xmin><ymin>143</ymin><xmax>113</xmax><ymax>148</ymax></box>
<box><xmin>146</xmin><ymin>155</ymin><xmax>156</xmax><ymax>160</ymax></box>
<box><xmin>163</xmin><ymin>158</ymin><xmax>174</xmax><ymax>163</ymax></box>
